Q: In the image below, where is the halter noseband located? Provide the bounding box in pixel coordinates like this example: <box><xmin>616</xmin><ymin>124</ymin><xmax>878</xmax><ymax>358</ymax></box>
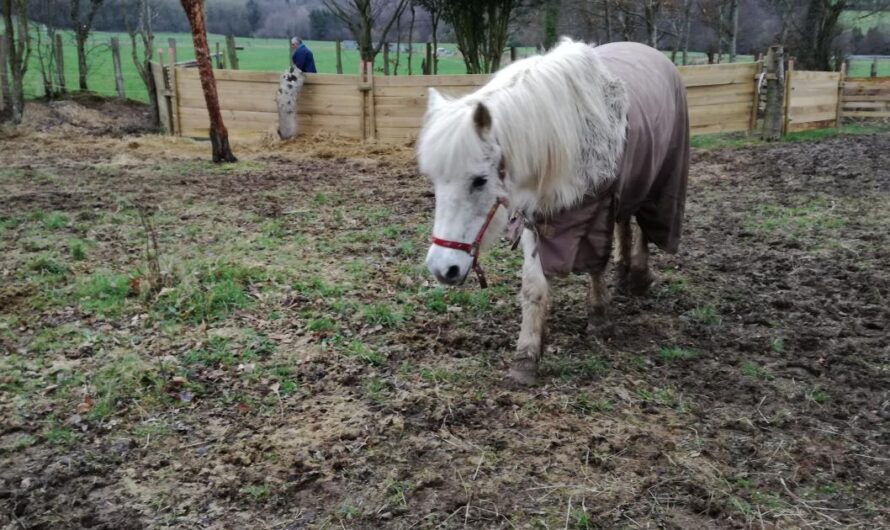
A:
<box><xmin>429</xmin><ymin>160</ymin><xmax>508</xmax><ymax>289</ymax></box>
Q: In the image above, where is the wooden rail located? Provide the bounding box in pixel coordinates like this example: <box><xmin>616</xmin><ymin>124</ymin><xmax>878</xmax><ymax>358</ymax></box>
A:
<box><xmin>156</xmin><ymin>60</ymin><xmax>886</xmax><ymax>143</ymax></box>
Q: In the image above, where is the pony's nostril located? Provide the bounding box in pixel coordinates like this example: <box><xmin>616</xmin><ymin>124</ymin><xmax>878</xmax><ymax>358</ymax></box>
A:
<box><xmin>445</xmin><ymin>265</ymin><xmax>460</xmax><ymax>280</ymax></box>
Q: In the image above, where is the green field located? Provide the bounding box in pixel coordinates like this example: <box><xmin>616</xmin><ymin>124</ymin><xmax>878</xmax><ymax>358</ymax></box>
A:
<box><xmin>4</xmin><ymin>27</ymin><xmax>888</xmax><ymax>104</ymax></box>
<box><xmin>8</xmin><ymin>30</ymin><xmax>528</xmax><ymax>103</ymax></box>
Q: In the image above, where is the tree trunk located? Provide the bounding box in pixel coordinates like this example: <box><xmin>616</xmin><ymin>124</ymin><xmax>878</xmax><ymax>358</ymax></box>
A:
<box><xmin>729</xmin><ymin>0</ymin><xmax>739</xmax><ymax>63</ymax></box>
<box><xmin>645</xmin><ymin>0</ymin><xmax>658</xmax><ymax>47</ymax></box>
<box><xmin>604</xmin><ymin>0</ymin><xmax>612</xmax><ymax>43</ymax></box>
<box><xmin>180</xmin><ymin>0</ymin><xmax>237</xmax><ymax>163</ymax></box>
<box><xmin>681</xmin><ymin>0</ymin><xmax>691</xmax><ymax>65</ymax></box>
<box><xmin>2</xmin><ymin>0</ymin><xmax>26</xmax><ymax>124</ymax></box>
<box><xmin>407</xmin><ymin>4</ymin><xmax>415</xmax><ymax>75</ymax></box>
<box><xmin>146</xmin><ymin>69</ymin><xmax>160</xmax><ymax>126</ymax></box>
<box><xmin>75</xmin><ymin>32</ymin><xmax>89</xmax><ymax>90</ymax></box>
<box><xmin>762</xmin><ymin>45</ymin><xmax>785</xmax><ymax>140</ymax></box>
<box><xmin>0</xmin><ymin>39</ymin><xmax>11</xmax><ymax>122</ymax></box>
<box><xmin>431</xmin><ymin>14</ymin><xmax>438</xmax><ymax>74</ymax></box>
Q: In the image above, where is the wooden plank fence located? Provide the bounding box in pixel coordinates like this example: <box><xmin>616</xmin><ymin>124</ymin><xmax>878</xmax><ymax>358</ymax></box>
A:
<box><xmin>842</xmin><ymin>77</ymin><xmax>890</xmax><ymax>118</ymax></box>
<box><xmin>155</xmin><ymin>60</ymin><xmax>888</xmax><ymax>142</ymax></box>
<box><xmin>785</xmin><ymin>70</ymin><xmax>842</xmax><ymax>132</ymax></box>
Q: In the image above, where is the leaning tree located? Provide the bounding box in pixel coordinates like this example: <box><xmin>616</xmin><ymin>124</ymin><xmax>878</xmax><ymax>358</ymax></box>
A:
<box><xmin>179</xmin><ymin>0</ymin><xmax>236</xmax><ymax>162</ymax></box>
<box><xmin>122</xmin><ymin>0</ymin><xmax>160</xmax><ymax>126</ymax></box>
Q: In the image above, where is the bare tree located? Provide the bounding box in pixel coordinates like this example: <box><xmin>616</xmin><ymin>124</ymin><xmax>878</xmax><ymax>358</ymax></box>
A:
<box><xmin>122</xmin><ymin>0</ymin><xmax>160</xmax><ymax>126</ymax></box>
<box><xmin>69</xmin><ymin>0</ymin><xmax>105</xmax><ymax>91</ymax></box>
<box><xmin>32</xmin><ymin>22</ymin><xmax>59</xmax><ymax>98</ymax></box>
<box><xmin>2</xmin><ymin>0</ymin><xmax>30</xmax><ymax>124</ymax></box>
<box><xmin>406</xmin><ymin>1</ymin><xmax>415</xmax><ymax>75</ymax></box>
<box><xmin>179</xmin><ymin>0</ymin><xmax>237</xmax><ymax>163</ymax></box>
<box><xmin>442</xmin><ymin>0</ymin><xmax>524</xmax><ymax>74</ymax></box>
<box><xmin>323</xmin><ymin>0</ymin><xmax>411</xmax><ymax>63</ymax></box>
<box><xmin>415</xmin><ymin>0</ymin><xmax>444</xmax><ymax>73</ymax></box>
<box><xmin>728</xmin><ymin>0</ymin><xmax>738</xmax><ymax>61</ymax></box>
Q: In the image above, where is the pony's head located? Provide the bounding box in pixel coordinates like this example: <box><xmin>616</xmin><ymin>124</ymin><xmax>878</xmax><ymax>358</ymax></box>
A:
<box><xmin>417</xmin><ymin>89</ymin><xmax>509</xmax><ymax>285</ymax></box>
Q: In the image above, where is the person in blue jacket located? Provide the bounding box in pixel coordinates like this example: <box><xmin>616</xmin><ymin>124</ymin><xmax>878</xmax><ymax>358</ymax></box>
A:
<box><xmin>291</xmin><ymin>37</ymin><xmax>317</xmax><ymax>73</ymax></box>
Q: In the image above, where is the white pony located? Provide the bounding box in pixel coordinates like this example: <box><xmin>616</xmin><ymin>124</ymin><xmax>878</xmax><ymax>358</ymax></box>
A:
<box><xmin>418</xmin><ymin>39</ymin><xmax>690</xmax><ymax>384</ymax></box>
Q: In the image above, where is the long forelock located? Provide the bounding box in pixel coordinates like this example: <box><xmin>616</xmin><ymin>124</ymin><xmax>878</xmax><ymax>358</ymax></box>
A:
<box><xmin>417</xmin><ymin>103</ymin><xmax>492</xmax><ymax>182</ymax></box>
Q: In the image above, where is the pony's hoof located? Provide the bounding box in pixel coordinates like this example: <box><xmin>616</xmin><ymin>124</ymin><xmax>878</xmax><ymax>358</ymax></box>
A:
<box><xmin>586</xmin><ymin>319</ymin><xmax>615</xmax><ymax>339</ymax></box>
<box><xmin>628</xmin><ymin>268</ymin><xmax>653</xmax><ymax>296</ymax></box>
<box><xmin>507</xmin><ymin>357</ymin><xmax>539</xmax><ymax>386</ymax></box>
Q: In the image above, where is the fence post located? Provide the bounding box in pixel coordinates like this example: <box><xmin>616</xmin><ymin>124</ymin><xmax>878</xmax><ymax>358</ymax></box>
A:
<box><xmin>383</xmin><ymin>43</ymin><xmax>390</xmax><ymax>75</ymax></box>
<box><xmin>761</xmin><ymin>45</ymin><xmax>785</xmax><ymax>140</ymax></box>
<box><xmin>168</xmin><ymin>38</ymin><xmax>177</xmax><ymax>65</ymax></box>
<box><xmin>216</xmin><ymin>42</ymin><xmax>224</xmax><ymax>69</ymax></box>
<box><xmin>54</xmin><ymin>34</ymin><xmax>66</xmax><ymax>93</ymax></box>
<box><xmin>783</xmin><ymin>58</ymin><xmax>794</xmax><ymax>134</ymax></box>
<box><xmin>510</xmin><ymin>46</ymin><xmax>517</xmax><ymax>63</ymax></box>
<box><xmin>110</xmin><ymin>37</ymin><xmax>126</xmax><ymax>99</ymax></box>
<box><xmin>226</xmin><ymin>36</ymin><xmax>239</xmax><ymax>70</ymax></box>
<box><xmin>835</xmin><ymin>61</ymin><xmax>846</xmax><ymax>128</ymax></box>
<box><xmin>336</xmin><ymin>41</ymin><xmax>343</xmax><ymax>74</ymax></box>
<box><xmin>871</xmin><ymin>57</ymin><xmax>878</xmax><ymax>78</ymax></box>
<box><xmin>748</xmin><ymin>58</ymin><xmax>763</xmax><ymax>135</ymax></box>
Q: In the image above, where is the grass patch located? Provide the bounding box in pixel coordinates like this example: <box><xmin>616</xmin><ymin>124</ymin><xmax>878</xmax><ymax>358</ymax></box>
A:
<box><xmin>746</xmin><ymin>198</ymin><xmax>846</xmax><ymax>236</ymax></box>
<box><xmin>88</xmin><ymin>355</ymin><xmax>167</xmax><ymax>420</ymax></box>
<box><xmin>29</xmin><ymin>255</ymin><xmax>69</xmax><ymax>276</ymax></box>
<box><xmin>43</xmin><ymin>423</ymin><xmax>76</xmax><ymax>445</ymax></box>
<box><xmin>40</xmin><ymin>212</ymin><xmax>69</xmax><ymax>230</ymax></box>
<box><xmin>571</xmin><ymin>394</ymin><xmax>614</xmax><ymax>415</ymax></box>
<box><xmin>345</xmin><ymin>340</ymin><xmax>385</xmax><ymax>365</ymax></box>
<box><xmin>658</xmin><ymin>346</ymin><xmax>698</xmax><ymax>361</ymax></box>
<box><xmin>306</xmin><ymin>317</ymin><xmax>338</xmax><ymax>333</ymax></box>
<box><xmin>691</xmin><ymin>122</ymin><xmax>890</xmax><ymax>151</ymax></box>
<box><xmin>153</xmin><ymin>261</ymin><xmax>262</xmax><ymax>322</ymax></box>
<box><xmin>691</xmin><ymin>304</ymin><xmax>720</xmax><ymax>325</ymax></box>
<box><xmin>362</xmin><ymin>303</ymin><xmax>404</xmax><ymax>327</ymax></box>
<box><xmin>69</xmin><ymin>239</ymin><xmax>87</xmax><ymax>261</ymax></box>
<box><xmin>76</xmin><ymin>272</ymin><xmax>131</xmax><ymax>317</ymax></box>
<box><xmin>240</xmin><ymin>483</ymin><xmax>271</xmax><ymax>501</ymax></box>
<box><xmin>183</xmin><ymin>337</ymin><xmax>235</xmax><ymax>367</ymax></box>
<box><xmin>740</xmin><ymin>361</ymin><xmax>771</xmax><ymax>379</ymax></box>
<box><xmin>364</xmin><ymin>377</ymin><xmax>388</xmax><ymax>405</ymax></box>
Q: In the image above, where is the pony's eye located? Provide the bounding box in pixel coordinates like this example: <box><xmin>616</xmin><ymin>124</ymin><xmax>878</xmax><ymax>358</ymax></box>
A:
<box><xmin>471</xmin><ymin>176</ymin><xmax>487</xmax><ymax>189</ymax></box>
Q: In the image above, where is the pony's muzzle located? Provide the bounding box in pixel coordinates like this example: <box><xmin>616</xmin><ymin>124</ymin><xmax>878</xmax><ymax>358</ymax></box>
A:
<box><xmin>426</xmin><ymin>247</ymin><xmax>472</xmax><ymax>286</ymax></box>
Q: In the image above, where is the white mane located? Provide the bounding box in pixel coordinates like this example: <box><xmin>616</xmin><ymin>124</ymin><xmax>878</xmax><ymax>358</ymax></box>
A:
<box><xmin>417</xmin><ymin>38</ymin><xmax>629</xmax><ymax>215</ymax></box>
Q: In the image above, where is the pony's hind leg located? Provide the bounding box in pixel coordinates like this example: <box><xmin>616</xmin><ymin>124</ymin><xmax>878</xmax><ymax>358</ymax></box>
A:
<box><xmin>586</xmin><ymin>269</ymin><xmax>614</xmax><ymax>338</ymax></box>
<box><xmin>614</xmin><ymin>219</ymin><xmax>632</xmax><ymax>293</ymax></box>
<box><xmin>509</xmin><ymin>228</ymin><xmax>548</xmax><ymax>386</ymax></box>
<box><xmin>628</xmin><ymin>218</ymin><xmax>653</xmax><ymax>295</ymax></box>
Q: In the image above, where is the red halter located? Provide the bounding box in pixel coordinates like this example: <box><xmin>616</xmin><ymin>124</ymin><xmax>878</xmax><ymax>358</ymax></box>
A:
<box><xmin>430</xmin><ymin>197</ymin><xmax>507</xmax><ymax>288</ymax></box>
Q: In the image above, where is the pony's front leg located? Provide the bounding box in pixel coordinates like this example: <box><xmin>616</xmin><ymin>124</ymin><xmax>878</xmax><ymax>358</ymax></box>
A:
<box><xmin>628</xmin><ymin>219</ymin><xmax>653</xmax><ymax>295</ymax></box>
<box><xmin>615</xmin><ymin>218</ymin><xmax>653</xmax><ymax>296</ymax></box>
<box><xmin>509</xmin><ymin>228</ymin><xmax>548</xmax><ymax>385</ymax></box>
<box><xmin>586</xmin><ymin>269</ymin><xmax>613</xmax><ymax>338</ymax></box>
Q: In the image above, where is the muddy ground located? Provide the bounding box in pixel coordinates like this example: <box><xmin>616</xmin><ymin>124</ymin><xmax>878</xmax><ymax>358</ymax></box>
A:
<box><xmin>1</xmin><ymin>99</ymin><xmax>888</xmax><ymax>529</ymax></box>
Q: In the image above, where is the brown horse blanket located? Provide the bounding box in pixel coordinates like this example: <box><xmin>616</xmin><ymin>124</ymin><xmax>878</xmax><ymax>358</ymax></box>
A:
<box><xmin>535</xmin><ymin>42</ymin><xmax>689</xmax><ymax>276</ymax></box>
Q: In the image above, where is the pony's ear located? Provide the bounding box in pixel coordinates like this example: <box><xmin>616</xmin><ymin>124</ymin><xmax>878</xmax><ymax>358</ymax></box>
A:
<box><xmin>473</xmin><ymin>102</ymin><xmax>492</xmax><ymax>137</ymax></box>
<box><xmin>427</xmin><ymin>88</ymin><xmax>446</xmax><ymax>111</ymax></box>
